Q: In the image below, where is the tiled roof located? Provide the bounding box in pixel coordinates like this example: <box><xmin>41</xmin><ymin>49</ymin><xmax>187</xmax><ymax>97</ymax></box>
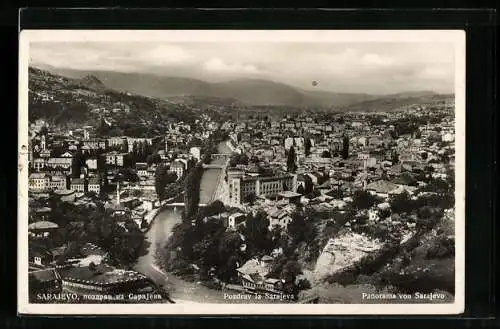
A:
<box><xmin>30</xmin><ymin>173</ymin><xmax>49</xmax><ymax>179</ymax></box>
<box><xmin>71</xmin><ymin>178</ymin><xmax>85</xmax><ymax>185</ymax></box>
<box><xmin>29</xmin><ymin>268</ymin><xmax>60</xmax><ymax>283</ymax></box>
<box><xmin>28</xmin><ymin>221</ymin><xmax>59</xmax><ymax>230</ymax></box>
<box><xmin>59</xmin><ymin>265</ymin><xmax>146</xmax><ymax>285</ymax></box>
<box><xmin>366</xmin><ymin>180</ymin><xmax>398</xmax><ymax>194</ymax></box>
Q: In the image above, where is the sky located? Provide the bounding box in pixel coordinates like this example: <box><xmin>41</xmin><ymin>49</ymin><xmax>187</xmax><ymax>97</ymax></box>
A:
<box><xmin>29</xmin><ymin>41</ymin><xmax>455</xmax><ymax>95</ymax></box>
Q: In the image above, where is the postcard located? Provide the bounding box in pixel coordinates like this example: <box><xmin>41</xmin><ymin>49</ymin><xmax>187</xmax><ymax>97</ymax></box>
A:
<box><xmin>18</xmin><ymin>29</ymin><xmax>465</xmax><ymax>315</ymax></box>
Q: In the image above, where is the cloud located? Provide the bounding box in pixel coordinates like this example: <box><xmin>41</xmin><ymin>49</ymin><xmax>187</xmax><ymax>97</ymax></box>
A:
<box><xmin>361</xmin><ymin>53</ymin><xmax>394</xmax><ymax>66</ymax></box>
<box><xmin>137</xmin><ymin>45</ymin><xmax>194</xmax><ymax>66</ymax></box>
<box><xmin>203</xmin><ymin>58</ymin><xmax>261</xmax><ymax>75</ymax></box>
<box><xmin>28</xmin><ymin>41</ymin><xmax>455</xmax><ymax>94</ymax></box>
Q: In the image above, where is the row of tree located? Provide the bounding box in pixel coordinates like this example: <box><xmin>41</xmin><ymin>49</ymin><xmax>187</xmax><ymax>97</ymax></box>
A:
<box><xmin>154</xmin><ymin>164</ymin><xmax>179</xmax><ymax>201</ymax></box>
<box><xmin>45</xmin><ymin>196</ymin><xmax>147</xmax><ymax>267</ymax></box>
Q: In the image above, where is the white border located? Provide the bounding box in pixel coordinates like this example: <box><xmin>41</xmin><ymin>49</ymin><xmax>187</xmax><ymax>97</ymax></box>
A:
<box><xmin>18</xmin><ymin>30</ymin><xmax>466</xmax><ymax>315</ymax></box>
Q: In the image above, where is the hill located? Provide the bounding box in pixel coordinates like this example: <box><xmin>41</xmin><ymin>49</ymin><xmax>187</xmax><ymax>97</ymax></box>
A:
<box><xmin>27</xmin><ymin>67</ymin><xmax>211</xmax><ymax>135</ymax></box>
<box><xmin>29</xmin><ymin>65</ymin><xmax>454</xmax><ymax>118</ymax></box>
<box><xmin>32</xmin><ymin>66</ymin><xmax>386</xmax><ymax>108</ymax></box>
<box><xmin>341</xmin><ymin>92</ymin><xmax>454</xmax><ymax>112</ymax></box>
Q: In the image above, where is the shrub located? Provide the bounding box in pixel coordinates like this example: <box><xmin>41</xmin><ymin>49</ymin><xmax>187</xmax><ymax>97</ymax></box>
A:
<box><xmin>425</xmin><ymin>236</ymin><xmax>455</xmax><ymax>259</ymax></box>
<box><xmin>297</xmin><ymin>278</ymin><xmax>312</xmax><ymax>291</ymax></box>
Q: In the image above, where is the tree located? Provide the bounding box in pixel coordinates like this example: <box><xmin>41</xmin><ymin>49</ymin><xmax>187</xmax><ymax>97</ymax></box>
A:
<box><xmin>88</xmin><ymin>261</ymin><xmax>97</xmax><ymax>272</ymax></box>
<box><xmin>304</xmin><ymin>138</ymin><xmax>312</xmax><ymax>156</ymax></box>
<box><xmin>146</xmin><ymin>153</ymin><xmax>161</xmax><ymax>166</ymax></box>
<box><xmin>282</xmin><ymin>259</ymin><xmax>302</xmax><ymax>284</ymax></box>
<box><xmin>244</xmin><ymin>210</ymin><xmax>271</xmax><ymax>254</ymax></box>
<box><xmin>341</xmin><ymin>135</ymin><xmax>350</xmax><ymax>159</ymax></box>
<box><xmin>97</xmin><ymin>118</ymin><xmax>110</xmax><ymax>136</ymax></box>
<box><xmin>184</xmin><ymin>165</ymin><xmax>203</xmax><ymax>220</ymax></box>
<box><xmin>304</xmin><ymin>175</ymin><xmax>314</xmax><ymax>195</ymax></box>
<box><xmin>229</xmin><ymin>153</ymin><xmax>249</xmax><ymax>167</ymax></box>
<box><xmin>416</xmin><ymin>207</ymin><xmax>441</xmax><ymax>230</ymax></box>
<box><xmin>40</xmin><ymin>125</ymin><xmax>49</xmax><ymax>136</ymax></box>
<box><xmin>121</xmin><ymin>139</ymin><xmax>129</xmax><ymax>154</ymax></box>
<box><xmin>391</xmin><ymin>150</ymin><xmax>399</xmax><ymax>164</ymax></box>
<box><xmin>287</xmin><ymin>146</ymin><xmax>297</xmax><ymax>173</ymax></box>
<box><xmin>71</xmin><ymin>149</ymin><xmax>84</xmax><ymax>178</ymax></box>
<box><xmin>297</xmin><ymin>278</ymin><xmax>312</xmax><ymax>291</ymax></box>
<box><xmin>97</xmin><ymin>155</ymin><xmax>106</xmax><ymax>172</ymax></box>
<box><xmin>389</xmin><ymin>191</ymin><xmax>414</xmax><ymax>214</ymax></box>
<box><xmin>200</xmin><ymin>200</ymin><xmax>226</xmax><ymax>218</ymax></box>
<box><xmin>118</xmin><ymin>168</ymin><xmax>139</xmax><ymax>183</ymax></box>
<box><xmin>378</xmin><ymin>207</ymin><xmax>391</xmax><ymax>219</ymax></box>
<box><xmin>352</xmin><ymin>190</ymin><xmax>377</xmax><ymax>210</ymax></box>
<box><xmin>154</xmin><ymin>165</ymin><xmax>170</xmax><ymax>201</ymax></box>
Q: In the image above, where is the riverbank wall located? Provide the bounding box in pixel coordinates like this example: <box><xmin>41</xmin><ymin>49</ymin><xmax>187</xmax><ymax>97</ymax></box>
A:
<box><xmin>226</xmin><ymin>140</ymin><xmax>236</xmax><ymax>152</ymax></box>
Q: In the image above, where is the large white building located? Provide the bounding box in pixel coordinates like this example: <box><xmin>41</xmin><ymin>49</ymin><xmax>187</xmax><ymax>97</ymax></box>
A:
<box><xmin>49</xmin><ymin>175</ymin><xmax>67</xmax><ymax>190</ymax></box>
<box><xmin>169</xmin><ymin>159</ymin><xmax>187</xmax><ymax>179</ymax></box>
<box><xmin>190</xmin><ymin>147</ymin><xmax>201</xmax><ymax>161</ymax></box>
<box><xmin>107</xmin><ymin>136</ymin><xmax>127</xmax><ymax>148</ymax></box>
<box><xmin>104</xmin><ymin>151</ymin><xmax>127</xmax><ymax>167</ymax></box>
<box><xmin>29</xmin><ymin>173</ymin><xmax>50</xmax><ymax>191</ymax></box>
<box><xmin>442</xmin><ymin>133</ymin><xmax>455</xmax><ymax>142</ymax></box>
<box><xmin>88</xmin><ymin>177</ymin><xmax>101</xmax><ymax>194</ymax></box>
<box><xmin>127</xmin><ymin>137</ymin><xmax>153</xmax><ymax>153</ymax></box>
<box><xmin>46</xmin><ymin>157</ymin><xmax>73</xmax><ymax>169</ymax></box>
<box><xmin>229</xmin><ymin>174</ymin><xmax>297</xmax><ymax>205</ymax></box>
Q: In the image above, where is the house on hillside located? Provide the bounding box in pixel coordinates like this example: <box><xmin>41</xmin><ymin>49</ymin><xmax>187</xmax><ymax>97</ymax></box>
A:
<box><xmin>366</xmin><ymin>180</ymin><xmax>398</xmax><ymax>199</ymax></box>
<box><xmin>227</xmin><ymin>212</ymin><xmax>246</xmax><ymax>231</ymax></box>
<box><xmin>236</xmin><ymin>257</ymin><xmax>283</xmax><ymax>294</ymax></box>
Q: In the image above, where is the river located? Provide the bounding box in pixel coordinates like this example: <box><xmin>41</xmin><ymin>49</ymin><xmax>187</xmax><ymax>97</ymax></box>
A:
<box><xmin>133</xmin><ymin>141</ymin><xmax>231</xmax><ymax>303</ymax></box>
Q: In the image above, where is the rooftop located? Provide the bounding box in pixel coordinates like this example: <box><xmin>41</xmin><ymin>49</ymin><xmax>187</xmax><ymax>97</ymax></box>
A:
<box><xmin>28</xmin><ymin>221</ymin><xmax>59</xmax><ymax>231</ymax></box>
<box><xmin>29</xmin><ymin>268</ymin><xmax>61</xmax><ymax>283</ymax></box>
<box><xmin>59</xmin><ymin>265</ymin><xmax>147</xmax><ymax>285</ymax></box>
<box><xmin>30</xmin><ymin>173</ymin><xmax>49</xmax><ymax>179</ymax></box>
<box><xmin>278</xmin><ymin>191</ymin><xmax>301</xmax><ymax>198</ymax></box>
<box><xmin>236</xmin><ymin>258</ymin><xmax>269</xmax><ymax>278</ymax></box>
<box><xmin>366</xmin><ymin>180</ymin><xmax>399</xmax><ymax>194</ymax></box>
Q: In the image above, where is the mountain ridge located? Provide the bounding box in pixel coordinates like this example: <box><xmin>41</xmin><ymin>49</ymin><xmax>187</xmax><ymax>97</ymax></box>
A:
<box><xmin>29</xmin><ymin>64</ymin><xmax>453</xmax><ymax>112</ymax></box>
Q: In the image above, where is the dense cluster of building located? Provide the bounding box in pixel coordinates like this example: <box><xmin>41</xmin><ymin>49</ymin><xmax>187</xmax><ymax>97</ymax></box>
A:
<box><xmin>27</xmin><ymin>92</ymin><xmax>455</xmax><ymax>299</ymax></box>
<box><xmin>27</xmin><ymin>114</ymin><xmax>222</xmax><ymax>301</ymax></box>
<box><xmin>196</xmin><ymin>100</ymin><xmax>455</xmax><ymax>294</ymax></box>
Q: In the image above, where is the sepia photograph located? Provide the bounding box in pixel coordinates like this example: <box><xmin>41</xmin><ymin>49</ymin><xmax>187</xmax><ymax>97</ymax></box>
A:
<box><xmin>18</xmin><ymin>30</ymin><xmax>465</xmax><ymax>315</ymax></box>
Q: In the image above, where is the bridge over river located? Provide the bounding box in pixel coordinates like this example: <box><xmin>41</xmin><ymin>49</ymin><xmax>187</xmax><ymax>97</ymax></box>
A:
<box><xmin>133</xmin><ymin>141</ymin><xmax>235</xmax><ymax>303</ymax></box>
<box><xmin>164</xmin><ymin>144</ymin><xmax>231</xmax><ymax>209</ymax></box>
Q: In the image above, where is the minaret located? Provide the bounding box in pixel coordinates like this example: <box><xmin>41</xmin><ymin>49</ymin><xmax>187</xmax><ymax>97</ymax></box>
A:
<box><xmin>41</xmin><ymin>134</ymin><xmax>46</xmax><ymax>151</ymax></box>
<box><xmin>116</xmin><ymin>181</ymin><xmax>120</xmax><ymax>205</ymax></box>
